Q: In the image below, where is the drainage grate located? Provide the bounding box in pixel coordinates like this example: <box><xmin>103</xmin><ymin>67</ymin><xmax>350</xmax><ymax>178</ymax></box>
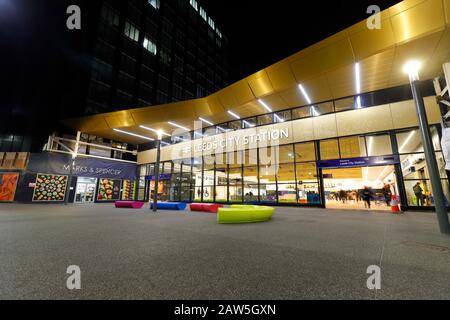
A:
<box><xmin>401</xmin><ymin>241</ymin><xmax>450</xmax><ymax>253</ymax></box>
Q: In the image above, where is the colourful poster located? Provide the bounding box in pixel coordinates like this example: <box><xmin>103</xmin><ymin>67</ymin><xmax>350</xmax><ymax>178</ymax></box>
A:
<box><xmin>32</xmin><ymin>174</ymin><xmax>68</xmax><ymax>202</ymax></box>
<box><xmin>121</xmin><ymin>180</ymin><xmax>137</xmax><ymax>200</ymax></box>
<box><xmin>0</xmin><ymin>173</ymin><xmax>20</xmax><ymax>202</ymax></box>
<box><xmin>97</xmin><ymin>178</ymin><xmax>121</xmax><ymax>201</ymax></box>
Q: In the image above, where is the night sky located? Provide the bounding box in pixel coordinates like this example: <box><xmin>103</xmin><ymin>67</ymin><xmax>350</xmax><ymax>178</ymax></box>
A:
<box><xmin>205</xmin><ymin>0</ymin><xmax>401</xmax><ymax>82</ymax></box>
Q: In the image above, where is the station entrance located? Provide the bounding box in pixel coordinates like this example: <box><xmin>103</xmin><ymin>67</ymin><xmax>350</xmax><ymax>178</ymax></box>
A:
<box><xmin>322</xmin><ymin>165</ymin><xmax>398</xmax><ymax>211</ymax></box>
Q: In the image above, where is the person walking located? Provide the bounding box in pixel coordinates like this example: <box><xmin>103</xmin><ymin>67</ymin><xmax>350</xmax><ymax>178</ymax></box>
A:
<box><xmin>413</xmin><ymin>182</ymin><xmax>424</xmax><ymax>207</ymax></box>
<box><xmin>361</xmin><ymin>186</ymin><xmax>373</xmax><ymax>209</ymax></box>
<box><xmin>382</xmin><ymin>184</ymin><xmax>392</xmax><ymax>206</ymax></box>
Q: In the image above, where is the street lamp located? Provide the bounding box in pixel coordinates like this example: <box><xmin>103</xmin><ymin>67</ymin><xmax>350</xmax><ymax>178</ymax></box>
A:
<box><xmin>152</xmin><ymin>130</ymin><xmax>164</xmax><ymax>212</ymax></box>
<box><xmin>65</xmin><ymin>131</ymin><xmax>81</xmax><ymax>205</ymax></box>
<box><xmin>404</xmin><ymin>60</ymin><xmax>450</xmax><ymax>234</ymax></box>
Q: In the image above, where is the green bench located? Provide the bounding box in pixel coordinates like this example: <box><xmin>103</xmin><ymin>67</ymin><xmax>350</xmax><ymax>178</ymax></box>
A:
<box><xmin>217</xmin><ymin>205</ymin><xmax>275</xmax><ymax>224</ymax></box>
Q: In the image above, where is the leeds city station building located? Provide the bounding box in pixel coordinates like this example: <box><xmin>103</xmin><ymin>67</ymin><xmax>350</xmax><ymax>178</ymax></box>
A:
<box><xmin>3</xmin><ymin>0</ymin><xmax>450</xmax><ymax>211</ymax></box>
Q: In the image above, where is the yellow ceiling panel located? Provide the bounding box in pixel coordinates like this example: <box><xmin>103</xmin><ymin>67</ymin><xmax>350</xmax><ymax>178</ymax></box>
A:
<box><xmin>192</xmin><ymin>99</ymin><xmax>213</xmax><ymax>117</ymax></box>
<box><xmin>317</xmin><ymin>38</ymin><xmax>355</xmax><ymax>72</ymax></box>
<box><xmin>389</xmin><ymin>0</ymin><xmax>427</xmax><ymax>16</ymax></box>
<box><xmin>230</xmin><ymin>80</ymin><xmax>255</xmax><ymax>105</ymax></box>
<box><xmin>217</xmin><ymin>87</ymin><xmax>239</xmax><ymax>109</ymax></box>
<box><xmin>350</xmin><ymin>19</ymin><xmax>396</xmax><ymax>61</ymax></box>
<box><xmin>234</xmin><ymin>101</ymin><xmax>261</xmax><ymax>119</ymax></box>
<box><xmin>390</xmin><ymin>0</ymin><xmax>445</xmax><ymax>44</ymax></box>
<box><xmin>290</xmin><ymin>53</ymin><xmax>324</xmax><ymax>82</ymax></box>
<box><xmin>205</xmin><ymin>94</ymin><xmax>226</xmax><ymax>114</ymax></box>
<box><xmin>259</xmin><ymin>93</ymin><xmax>289</xmax><ymax>111</ymax></box>
<box><xmin>288</xmin><ymin>29</ymin><xmax>350</xmax><ymax>62</ymax></box>
<box><xmin>265</xmin><ymin>61</ymin><xmax>297</xmax><ymax>91</ymax></box>
<box><xmin>247</xmin><ymin>70</ymin><xmax>275</xmax><ymax>97</ymax></box>
<box><xmin>326</xmin><ymin>64</ymin><xmax>356</xmax><ymax>98</ymax></box>
<box><xmin>104</xmin><ymin>112</ymin><xmax>136</xmax><ymax>129</ymax></box>
<box><xmin>445</xmin><ymin>0</ymin><xmax>450</xmax><ymax>25</ymax></box>
<box><xmin>302</xmin><ymin>76</ymin><xmax>334</xmax><ymax>103</ymax></box>
<box><xmin>279</xmin><ymin>86</ymin><xmax>307</xmax><ymax>108</ymax></box>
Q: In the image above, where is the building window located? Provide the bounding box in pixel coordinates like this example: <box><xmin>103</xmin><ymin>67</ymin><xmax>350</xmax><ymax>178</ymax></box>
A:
<box><xmin>189</xmin><ymin>0</ymin><xmax>198</xmax><ymax>11</ymax></box>
<box><xmin>101</xmin><ymin>4</ymin><xmax>119</xmax><ymax>27</ymax></box>
<box><xmin>208</xmin><ymin>17</ymin><xmax>215</xmax><ymax>30</ymax></box>
<box><xmin>124</xmin><ymin>21</ymin><xmax>140</xmax><ymax>42</ymax></box>
<box><xmin>148</xmin><ymin>0</ymin><xmax>160</xmax><ymax>9</ymax></box>
<box><xmin>143</xmin><ymin>37</ymin><xmax>157</xmax><ymax>55</ymax></box>
<box><xmin>159</xmin><ymin>49</ymin><xmax>171</xmax><ymax>65</ymax></box>
<box><xmin>199</xmin><ymin>7</ymin><xmax>207</xmax><ymax>21</ymax></box>
<box><xmin>216</xmin><ymin>28</ymin><xmax>222</xmax><ymax>38</ymax></box>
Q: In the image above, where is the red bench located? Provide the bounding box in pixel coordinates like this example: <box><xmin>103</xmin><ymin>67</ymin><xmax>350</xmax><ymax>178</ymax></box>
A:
<box><xmin>190</xmin><ymin>203</ymin><xmax>224</xmax><ymax>214</ymax></box>
<box><xmin>115</xmin><ymin>201</ymin><xmax>145</xmax><ymax>209</ymax></box>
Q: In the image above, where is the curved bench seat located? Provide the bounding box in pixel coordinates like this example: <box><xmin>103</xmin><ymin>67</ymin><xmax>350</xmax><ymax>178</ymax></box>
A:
<box><xmin>115</xmin><ymin>201</ymin><xmax>145</xmax><ymax>209</ymax></box>
<box><xmin>190</xmin><ymin>203</ymin><xmax>224</xmax><ymax>213</ymax></box>
<box><xmin>150</xmin><ymin>202</ymin><xmax>187</xmax><ymax>211</ymax></box>
<box><xmin>217</xmin><ymin>205</ymin><xmax>275</xmax><ymax>224</ymax></box>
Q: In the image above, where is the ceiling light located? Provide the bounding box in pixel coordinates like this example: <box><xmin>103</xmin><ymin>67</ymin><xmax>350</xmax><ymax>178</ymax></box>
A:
<box><xmin>399</xmin><ymin>131</ymin><xmax>416</xmax><ymax>153</ymax></box>
<box><xmin>274</xmin><ymin>114</ymin><xmax>285</xmax><ymax>123</ymax></box>
<box><xmin>227</xmin><ymin>110</ymin><xmax>241</xmax><ymax>120</ymax></box>
<box><xmin>139</xmin><ymin>125</ymin><xmax>170</xmax><ymax>137</ymax></box>
<box><xmin>199</xmin><ymin>117</ymin><xmax>214</xmax><ymax>126</ymax></box>
<box><xmin>298</xmin><ymin>84</ymin><xmax>312</xmax><ymax>104</ymax></box>
<box><xmin>243</xmin><ymin>120</ymin><xmax>255</xmax><ymax>128</ymax></box>
<box><xmin>311</xmin><ymin>106</ymin><xmax>320</xmax><ymax>117</ymax></box>
<box><xmin>113</xmin><ymin>129</ymin><xmax>154</xmax><ymax>141</ymax></box>
<box><xmin>355</xmin><ymin>63</ymin><xmax>361</xmax><ymax>94</ymax></box>
<box><xmin>356</xmin><ymin>96</ymin><xmax>362</xmax><ymax>109</ymax></box>
<box><xmin>258</xmin><ymin>99</ymin><xmax>272</xmax><ymax>113</ymax></box>
<box><xmin>168</xmin><ymin>121</ymin><xmax>190</xmax><ymax>132</ymax></box>
<box><xmin>367</xmin><ymin>137</ymin><xmax>373</xmax><ymax>156</ymax></box>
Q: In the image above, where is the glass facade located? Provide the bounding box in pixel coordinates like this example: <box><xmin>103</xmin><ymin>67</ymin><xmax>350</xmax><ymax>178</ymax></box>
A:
<box><xmin>138</xmin><ymin>124</ymin><xmax>449</xmax><ymax>210</ymax></box>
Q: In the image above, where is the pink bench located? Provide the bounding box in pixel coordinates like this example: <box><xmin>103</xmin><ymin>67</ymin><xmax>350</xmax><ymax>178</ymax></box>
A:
<box><xmin>115</xmin><ymin>201</ymin><xmax>145</xmax><ymax>209</ymax></box>
<box><xmin>190</xmin><ymin>203</ymin><xmax>224</xmax><ymax>214</ymax></box>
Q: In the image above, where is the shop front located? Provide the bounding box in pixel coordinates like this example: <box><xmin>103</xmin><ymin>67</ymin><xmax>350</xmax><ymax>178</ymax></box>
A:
<box><xmin>75</xmin><ymin>177</ymin><xmax>97</xmax><ymax>203</ymax></box>
<box><xmin>14</xmin><ymin>152</ymin><xmax>138</xmax><ymax>204</ymax></box>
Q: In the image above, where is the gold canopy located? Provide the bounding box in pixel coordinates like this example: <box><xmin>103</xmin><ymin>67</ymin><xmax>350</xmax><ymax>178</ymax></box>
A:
<box><xmin>65</xmin><ymin>0</ymin><xmax>450</xmax><ymax>144</ymax></box>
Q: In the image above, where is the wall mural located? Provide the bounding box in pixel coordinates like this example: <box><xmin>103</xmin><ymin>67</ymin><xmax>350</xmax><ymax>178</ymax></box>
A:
<box><xmin>32</xmin><ymin>174</ymin><xmax>68</xmax><ymax>202</ymax></box>
<box><xmin>0</xmin><ymin>173</ymin><xmax>20</xmax><ymax>202</ymax></box>
<box><xmin>97</xmin><ymin>178</ymin><xmax>121</xmax><ymax>201</ymax></box>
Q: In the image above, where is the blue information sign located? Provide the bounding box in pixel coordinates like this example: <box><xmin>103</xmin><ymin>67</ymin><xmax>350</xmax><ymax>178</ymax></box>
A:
<box><xmin>145</xmin><ymin>174</ymin><xmax>172</xmax><ymax>181</ymax></box>
<box><xmin>317</xmin><ymin>155</ymin><xmax>400</xmax><ymax>169</ymax></box>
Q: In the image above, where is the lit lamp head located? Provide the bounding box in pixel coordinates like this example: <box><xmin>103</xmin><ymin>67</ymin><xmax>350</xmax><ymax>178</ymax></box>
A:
<box><xmin>403</xmin><ymin>60</ymin><xmax>421</xmax><ymax>82</ymax></box>
<box><xmin>156</xmin><ymin>130</ymin><xmax>164</xmax><ymax>140</ymax></box>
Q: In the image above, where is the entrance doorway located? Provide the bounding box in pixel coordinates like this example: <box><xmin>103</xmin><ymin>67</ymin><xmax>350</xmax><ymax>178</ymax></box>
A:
<box><xmin>149</xmin><ymin>180</ymin><xmax>170</xmax><ymax>202</ymax></box>
<box><xmin>75</xmin><ymin>177</ymin><xmax>97</xmax><ymax>203</ymax></box>
<box><xmin>323</xmin><ymin>166</ymin><xmax>398</xmax><ymax>211</ymax></box>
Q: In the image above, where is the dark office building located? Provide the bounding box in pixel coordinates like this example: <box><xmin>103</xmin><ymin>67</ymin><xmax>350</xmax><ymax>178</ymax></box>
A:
<box><xmin>86</xmin><ymin>0</ymin><xmax>229</xmax><ymax>114</ymax></box>
<box><xmin>0</xmin><ymin>0</ymin><xmax>229</xmax><ymax>152</ymax></box>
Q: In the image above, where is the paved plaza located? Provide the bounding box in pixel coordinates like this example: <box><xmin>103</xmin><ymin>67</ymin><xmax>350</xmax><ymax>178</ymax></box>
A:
<box><xmin>0</xmin><ymin>203</ymin><xmax>449</xmax><ymax>300</ymax></box>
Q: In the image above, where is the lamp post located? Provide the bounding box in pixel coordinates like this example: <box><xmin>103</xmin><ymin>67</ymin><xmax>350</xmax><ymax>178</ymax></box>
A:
<box><xmin>152</xmin><ymin>130</ymin><xmax>163</xmax><ymax>212</ymax></box>
<box><xmin>404</xmin><ymin>61</ymin><xmax>450</xmax><ymax>234</ymax></box>
<box><xmin>65</xmin><ymin>131</ymin><xmax>81</xmax><ymax>205</ymax></box>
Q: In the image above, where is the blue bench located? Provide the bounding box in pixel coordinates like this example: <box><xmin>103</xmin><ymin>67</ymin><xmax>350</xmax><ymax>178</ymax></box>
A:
<box><xmin>150</xmin><ymin>202</ymin><xmax>187</xmax><ymax>211</ymax></box>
